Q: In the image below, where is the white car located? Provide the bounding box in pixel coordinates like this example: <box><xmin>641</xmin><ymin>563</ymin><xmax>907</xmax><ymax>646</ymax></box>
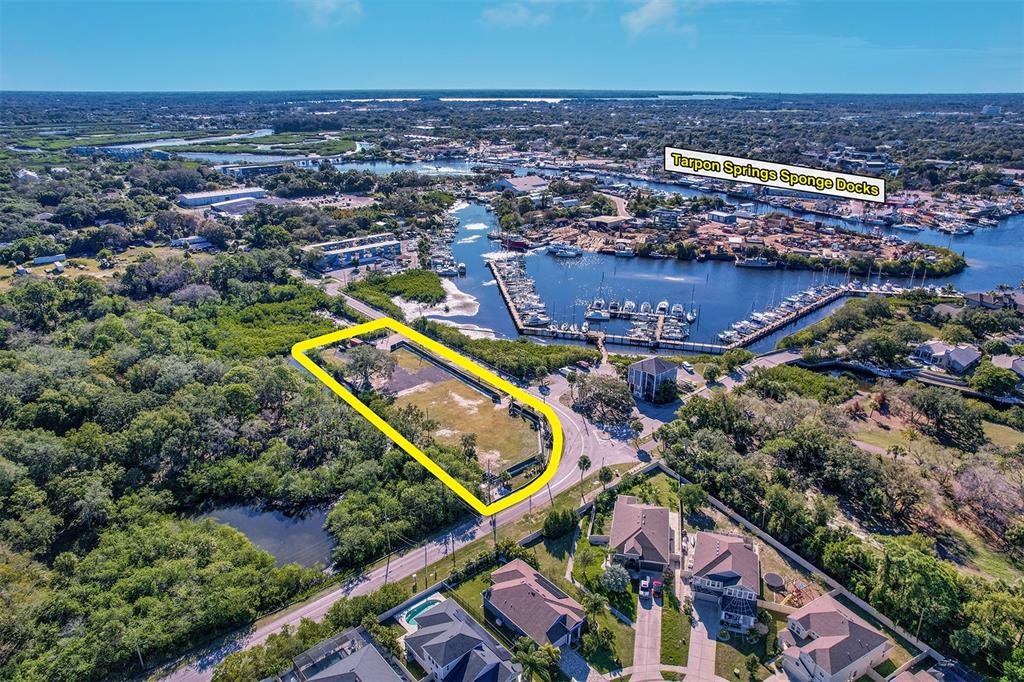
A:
<box><xmin>681</xmin><ymin>362</ymin><xmax>694</xmax><ymax>373</ymax></box>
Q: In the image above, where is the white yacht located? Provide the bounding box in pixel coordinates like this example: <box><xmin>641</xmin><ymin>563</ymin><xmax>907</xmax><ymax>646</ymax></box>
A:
<box><xmin>639</xmin><ymin>301</ymin><xmax>653</xmax><ymax>314</ymax></box>
<box><xmin>622</xmin><ymin>300</ymin><xmax>636</xmax><ymax>314</ymax></box>
<box><xmin>670</xmin><ymin>303</ymin><xmax>684</xmax><ymax>318</ymax></box>
<box><xmin>655</xmin><ymin>300</ymin><xmax>669</xmax><ymax>315</ymax></box>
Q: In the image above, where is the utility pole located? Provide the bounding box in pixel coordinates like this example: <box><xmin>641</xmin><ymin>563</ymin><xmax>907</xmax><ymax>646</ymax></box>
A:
<box><xmin>383</xmin><ymin>513</ymin><xmax>392</xmax><ymax>584</ymax></box>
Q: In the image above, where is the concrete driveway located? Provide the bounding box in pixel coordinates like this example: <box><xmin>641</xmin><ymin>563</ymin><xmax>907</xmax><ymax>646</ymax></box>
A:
<box><xmin>631</xmin><ymin>582</ymin><xmax>663</xmax><ymax>682</ymax></box>
<box><xmin>687</xmin><ymin>598</ymin><xmax>722</xmax><ymax>682</ymax></box>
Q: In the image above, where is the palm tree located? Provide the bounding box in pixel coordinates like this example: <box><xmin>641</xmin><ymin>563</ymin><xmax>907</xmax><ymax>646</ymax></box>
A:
<box><xmin>582</xmin><ymin>592</ymin><xmax>608</xmax><ymax>620</ymax></box>
<box><xmin>577</xmin><ymin>454</ymin><xmax>592</xmax><ymax>501</ymax></box>
<box><xmin>537</xmin><ymin>643</ymin><xmax>562</xmax><ymax>681</ymax></box>
<box><xmin>513</xmin><ymin>638</ymin><xmax>546</xmax><ymax>682</ymax></box>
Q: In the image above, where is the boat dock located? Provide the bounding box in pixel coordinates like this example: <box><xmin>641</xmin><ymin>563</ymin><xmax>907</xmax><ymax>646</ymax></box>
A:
<box><xmin>488</xmin><ymin>259</ymin><xmax>935</xmax><ymax>356</ymax></box>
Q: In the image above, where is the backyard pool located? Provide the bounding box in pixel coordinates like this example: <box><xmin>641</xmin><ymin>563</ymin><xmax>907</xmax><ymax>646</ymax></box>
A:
<box><xmin>401</xmin><ymin>596</ymin><xmax>444</xmax><ymax>629</ymax></box>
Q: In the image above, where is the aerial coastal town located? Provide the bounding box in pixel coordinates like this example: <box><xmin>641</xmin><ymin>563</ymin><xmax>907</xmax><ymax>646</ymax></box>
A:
<box><xmin>2</xmin><ymin>1</ymin><xmax>1024</xmax><ymax>681</ymax></box>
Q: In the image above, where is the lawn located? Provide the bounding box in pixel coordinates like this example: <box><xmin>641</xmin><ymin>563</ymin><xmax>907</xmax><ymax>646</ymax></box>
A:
<box><xmin>983</xmin><ymin>420</ymin><xmax>1024</xmax><ymax>449</ymax></box>
<box><xmin>714</xmin><ymin>612</ymin><xmax>787</xmax><ymax>681</ymax></box>
<box><xmin>446</xmin><ymin>572</ymin><xmax>491</xmax><ymax>626</ymax></box>
<box><xmin>932</xmin><ymin>519</ymin><xmax>1024</xmax><ymax>582</ymax></box>
<box><xmin>661</xmin><ymin>586</ymin><xmax>690</xmax><ymax>666</ymax></box>
<box><xmin>390</xmin><ymin>349</ymin><xmax>540</xmax><ymax>474</ymax></box>
<box><xmin>527</xmin><ymin>531</ymin><xmax>576</xmax><ymax>593</ymax></box>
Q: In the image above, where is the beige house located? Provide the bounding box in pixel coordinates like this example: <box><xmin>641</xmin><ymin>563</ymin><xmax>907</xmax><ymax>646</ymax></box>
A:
<box><xmin>483</xmin><ymin>559</ymin><xmax>586</xmax><ymax>648</ymax></box>
<box><xmin>778</xmin><ymin>594</ymin><xmax>891</xmax><ymax>682</ymax></box>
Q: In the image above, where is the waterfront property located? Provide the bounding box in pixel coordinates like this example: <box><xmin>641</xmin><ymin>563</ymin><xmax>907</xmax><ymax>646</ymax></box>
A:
<box><xmin>913</xmin><ymin>340</ymin><xmax>983</xmax><ymax>375</ymax></box>
<box><xmin>403</xmin><ymin>599</ymin><xmax>519</xmax><ymax>682</ymax></box>
<box><xmin>626</xmin><ymin>356</ymin><xmax>678</xmax><ymax>401</ymax></box>
<box><xmin>303</xmin><ymin>232</ymin><xmax>403</xmax><ymax>271</ymax></box>
<box><xmin>688</xmin><ymin>531</ymin><xmax>760</xmax><ymax>633</ymax></box>
<box><xmin>177</xmin><ymin>187</ymin><xmax>267</xmax><ymax>207</ymax></box>
<box><xmin>483</xmin><ymin>558</ymin><xmax>586</xmax><ymax>648</ymax></box>
<box><xmin>778</xmin><ymin>593</ymin><xmax>892</xmax><ymax>682</ymax></box>
<box><xmin>609</xmin><ymin>495</ymin><xmax>673</xmax><ymax>572</ymax></box>
<box><xmin>489</xmin><ymin>174</ymin><xmax>548</xmax><ymax>194</ymax></box>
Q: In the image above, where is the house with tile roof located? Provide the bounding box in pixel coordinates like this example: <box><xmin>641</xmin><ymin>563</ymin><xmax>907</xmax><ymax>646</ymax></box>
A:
<box><xmin>609</xmin><ymin>495</ymin><xmax>673</xmax><ymax>572</ymax></box>
<box><xmin>688</xmin><ymin>532</ymin><xmax>761</xmax><ymax>633</ymax></box>
<box><xmin>483</xmin><ymin>559</ymin><xmax>586</xmax><ymax>648</ymax></box>
<box><xmin>778</xmin><ymin>593</ymin><xmax>892</xmax><ymax>682</ymax></box>
<box><xmin>404</xmin><ymin>600</ymin><xmax>519</xmax><ymax>682</ymax></box>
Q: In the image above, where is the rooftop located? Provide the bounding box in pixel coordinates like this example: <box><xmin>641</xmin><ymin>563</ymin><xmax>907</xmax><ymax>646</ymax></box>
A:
<box><xmin>691</xmin><ymin>531</ymin><xmax>760</xmax><ymax>593</ymax></box>
<box><xmin>485</xmin><ymin>558</ymin><xmax>585</xmax><ymax>646</ymax></box>
<box><xmin>782</xmin><ymin>594</ymin><xmax>890</xmax><ymax>676</ymax></box>
<box><xmin>609</xmin><ymin>495</ymin><xmax>671</xmax><ymax>565</ymax></box>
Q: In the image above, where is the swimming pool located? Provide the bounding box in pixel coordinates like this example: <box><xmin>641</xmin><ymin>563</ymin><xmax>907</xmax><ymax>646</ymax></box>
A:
<box><xmin>403</xmin><ymin>598</ymin><xmax>442</xmax><ymax>627</ymax></box>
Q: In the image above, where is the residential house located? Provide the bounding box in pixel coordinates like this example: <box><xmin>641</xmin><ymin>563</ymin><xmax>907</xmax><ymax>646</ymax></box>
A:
<box><xmin>627</xmin><ymin>357</ymin><xmax>679</xmax><ymax>401</ymax></box>
<box><xmin>965</xmin><ymin>289</ymin><xmax>1024</xmax><ymax>314</ymax></box>
<box><xmin>404</xmin><ymin>600</ymin><xmax>519</xmax><ymax>682</ymax></box>
<box><xmin>913</xmin><ymin>340</ymin><xmax>982</xmax><ymax>374</ymax></box>
<box><xmin>277</xmin><ymin>629</ymin><xmax>407</xmax><ymax>682</ymax></box>
<box><xmin>609</xmin><ymin>495</ymin><xmax>673</xmax><ymax>572</ymax></box>
<box><xmin>778</xmin><ymin>594</ymin><xmax>891</xmax><ymax>682</ymax></box>
<box><xmin>32</xmin><ymin>253</ymin><xmax>66</xmax><ymax>266</ymax></box>
<box><xmin>483</xmin><ymin>559</ymin><xmax>586</xmax><ymax>648</ymax></box>
<box><xmin>169</xmin><ymin>235</ymin><xmax>212</xmax><ymax>250</ymax></box>
<box><xmin>688</xmin><ymin>532</ymin><xmax>760</xmax><ymax>633</ymax></box>
<box><xmin>992</xmin><ymin>354</ymin><xmax>1024</xmax><ymax>380</ymax></box>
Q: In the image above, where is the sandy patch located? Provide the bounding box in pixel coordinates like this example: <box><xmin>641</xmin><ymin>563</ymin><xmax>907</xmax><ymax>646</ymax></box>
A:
<box><xmin>448</xmin><ymin>390</ymin><xmax>482</xmax><ymax>413</ymax></box>
<box><xmin>391</xmin><ymin>278</ymin><xmax>480</xmax><ymax>319</ymax></box>
<box><xmin>395</xmin><ymin>383</ymin><xmax>431</xmax><ymax>398</ymax></box>
<box><xmin>478</xmin><ymin>449</ymin><xmax>503</xmax><ymax>472</ymax></box>
<box><xmin>436</xmin><ymin>428</ymin><xmax>458</xmax><ymax>438</ymax></box>
<box><xmin>430</xmin><ymin>320</ymin><xmax>497</xmax><ymax>340</ymax></box>
<box><xmin>449</xmin><ymin>199</ymin><xmax>470</xmax><ymax>212</ymax></box>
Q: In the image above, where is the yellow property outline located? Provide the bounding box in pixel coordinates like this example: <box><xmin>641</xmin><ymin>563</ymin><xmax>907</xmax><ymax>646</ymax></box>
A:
<box><xmin>291</xmin><ymin>318</ymin><xmax>563</xmax><ymax>516</ymax></box>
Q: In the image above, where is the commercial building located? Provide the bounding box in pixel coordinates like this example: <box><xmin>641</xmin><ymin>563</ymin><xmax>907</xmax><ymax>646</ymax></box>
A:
<box><xmin>169</xmin><ymin>235</ymin><xmax>212</xmax><ymax>250</ymax></box>
<box><xmin>709</xmin><ymin>211</ymin><xmax>738</xmax><ymax>225</ymax></box>
<box><xmin>32</xmin><ymin>253</ymin><xmax>67</xmax><ymax>265</ymax></box>
<box><xmin>177</xmin><ymin>187</ymin><xmax>267</xmax><ymax>207</ymax></box>
<box><xmin>490</xmin><ymin>175</ymin><xmax>549</xmax><ymax>194</ymax></box>
<box><xmin>303</xmin><ymin>232</ymin><xmax>402</xmax><ymax>270</ymax></box>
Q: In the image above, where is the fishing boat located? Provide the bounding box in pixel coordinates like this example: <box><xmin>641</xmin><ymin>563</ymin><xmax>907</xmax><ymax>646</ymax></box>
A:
<box><xmin>457</xmin><ymin>262</ymin><xmax>467</xmax><ymax>275</ymax></box>
<box><xmin>614</xmin><ymin>240</ymin><xmax>635</xmax><ymax>257</ymax></box>
<box><xmin>735</xmin><ymin>256</ymin><xmax>776</xmax><ymax>268</ymax></box>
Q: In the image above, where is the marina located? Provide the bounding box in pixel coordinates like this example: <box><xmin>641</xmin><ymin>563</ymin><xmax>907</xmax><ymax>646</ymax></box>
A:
<box><xmin>432</xmin><ymin>201</ymin><xmax>1024</xmax><ymax>354</ymax></box>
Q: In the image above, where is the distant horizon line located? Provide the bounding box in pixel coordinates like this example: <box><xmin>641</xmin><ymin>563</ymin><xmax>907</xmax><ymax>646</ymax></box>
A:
<box><xmin>1</xmin><ymin>88</ymin><xmax>1022</xmax><ymax>97</ymax></box>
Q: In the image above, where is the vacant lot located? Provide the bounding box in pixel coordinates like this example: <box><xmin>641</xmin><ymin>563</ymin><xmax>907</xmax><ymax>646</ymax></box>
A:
<box><xmin>389</xmin><ymin>347</ymin><xmax>539</xmax><ymax>474</ymax></box>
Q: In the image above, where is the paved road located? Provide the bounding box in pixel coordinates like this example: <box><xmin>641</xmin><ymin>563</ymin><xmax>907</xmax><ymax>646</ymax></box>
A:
<box><xmin>160</xmin><ymin>366</ymin><xmax>644</xmax><ymax>681</ymax></box>
<box><xmin>631</xmin><ymin>589</ymin><xmax>664</xmax><ymax>682</ymax></box>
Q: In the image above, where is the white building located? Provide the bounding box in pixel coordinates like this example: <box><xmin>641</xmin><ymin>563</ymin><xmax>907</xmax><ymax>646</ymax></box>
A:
<box><xmin>177</xmin><ymin>187</ymin><xmax>267</xmax><ymax>207</ymax></box>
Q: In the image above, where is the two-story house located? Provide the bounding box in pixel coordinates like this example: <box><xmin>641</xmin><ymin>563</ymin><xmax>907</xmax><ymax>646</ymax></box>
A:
<box><xmin>404</xmin><ymin>600</ymin><xmax>519</xmax><ymax>682</ymax></box>
<box><xmin>778</xmin><ymin>594</ymin><xmax>892</xmax><ymax>682</ymax></box>
<box><xmin>688</xmin><ymin>532</ymin><xmax>761</xmax><ymax>633</ymax></box>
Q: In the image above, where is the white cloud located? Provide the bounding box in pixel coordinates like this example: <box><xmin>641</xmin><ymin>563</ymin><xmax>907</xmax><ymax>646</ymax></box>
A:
<box><xmin>298</xmin><ymin>0</ymin><xmax>363</xmax><ymax>27</ymax></box>
<box><xmin>622</xmin><ymin>0</ymin><xmax>675</xmax><ymax>35</ymax></box>
<box><xmin>481</xmin><ymin>2</ymin><xmax>550</xmax><ymax>28</ymax></box>
<box><xmin>622</xmin><ymin>0</ymin><xmax>697</xmax><ymax>37</ymax></box>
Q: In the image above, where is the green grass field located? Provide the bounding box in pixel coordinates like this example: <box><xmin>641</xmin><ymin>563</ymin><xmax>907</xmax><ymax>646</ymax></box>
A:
<box><xmin>661</xmin><ymin>587</ymin><xmax>689</xmax><ymax>666</ymax></box>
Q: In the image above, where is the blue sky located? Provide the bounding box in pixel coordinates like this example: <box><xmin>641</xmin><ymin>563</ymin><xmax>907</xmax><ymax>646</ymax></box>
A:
<box><xmin>1</xmin><ymin>0</ymin><xmax>1021</xmax><ymax>93</ymax></box>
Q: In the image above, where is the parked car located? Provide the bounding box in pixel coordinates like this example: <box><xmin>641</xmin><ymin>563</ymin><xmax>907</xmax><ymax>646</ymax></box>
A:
<box><xmin>681</xmin><ymin>362</ymin><xmax>694</xmax><ymax>373</ymax></box>
<box><xmin>653</xmin><ymin>580</ymin><xmax>664</xmax><ymax>598</ymax></box>
<box><xmin>639</xmin><ymin>575</ymin><xmax>652</xmax><ymax>599</ymax></box>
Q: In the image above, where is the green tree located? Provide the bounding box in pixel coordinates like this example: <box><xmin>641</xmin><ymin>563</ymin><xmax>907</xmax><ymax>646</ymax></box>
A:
<box><xmin>577</xmin><ymin>454</ymin><xmax>592</xmax><ymax>500</ymax></box>
<box><xmin>970</xmin><ymin>361</ymin><xmax>1020</xmax><ymax>397</ymax></box>
<box><xmin>600</xmin><ymin>563</ymin><xmax>630</xmax><ymax>593</ymax></box>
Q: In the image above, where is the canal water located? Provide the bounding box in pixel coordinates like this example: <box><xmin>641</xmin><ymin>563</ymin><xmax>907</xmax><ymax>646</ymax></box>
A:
<box><xmin>199</xmin><ymin>505</ymin><xmax>335</xmax><ymax>568</ymax></box>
